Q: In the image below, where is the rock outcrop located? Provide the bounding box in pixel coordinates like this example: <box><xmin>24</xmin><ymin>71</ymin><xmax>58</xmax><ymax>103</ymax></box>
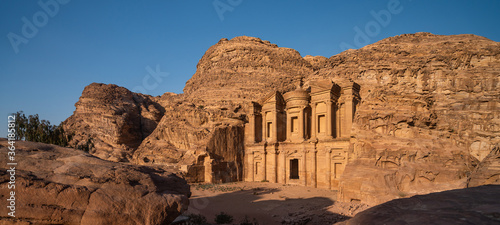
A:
<box><xmin>323</xmin><ymin>33</ymin><xmax>500</xmax><ymax>204</ymax></box>
<box><xmin>63</xmin><ymin>33</ymin><xmax>500</xmax><ymax>205</ymax></box>
<box><xmin>469</xmin><ymin>145</ymin><xmax>500</xmax><ymax>187</ymax></box>
<box><xmin>133</xmin><ymin>36</ymin><xmax>328</xmax><ymax>183</ymax></box>
<box><xmin>132</xmin><ymin>92</ymin><xmax>246</xmax><ymax>183</ymax></box>
<box><xmin>0</xmin><ymin>138</ymin><xmax>190</xmax><ymax>225</ymax></box>
<box><xmin>184</xmin><ymin>36</ymin><xmax>314</xmax><ymax>104</ymax></box>
<box><xmin>337</xmin><ymin>185</ymin><xmax>500</xmax><ymax>225</ymax></box>
<box><xmin>63</xmin><ymin>83</ymin><xmax>165</xmax><ymax>162</ymax></box>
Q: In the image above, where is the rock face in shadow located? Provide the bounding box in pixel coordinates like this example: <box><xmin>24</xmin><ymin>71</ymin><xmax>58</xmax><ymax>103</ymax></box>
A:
<box><xmin>469</xmin><ymin>145</ymin><xmax>500</xmax><ymax>187</ymax></box>
<box><xmin>337</xmin><ymin>185</ymin><xmax>500</xmax><ymax>225</ymax></box>
<box><xmin>63</xmin><ymin>83</ymin><xmax>165</xmax><ymax>162</ymax></box>
<box><xmin>0</xmin><ymin>139</ymin><xmax>190</xmax><ymax>225</ymax></box>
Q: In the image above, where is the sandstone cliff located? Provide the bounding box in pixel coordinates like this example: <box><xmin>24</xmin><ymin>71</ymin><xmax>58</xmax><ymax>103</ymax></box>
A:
<box><xmin>63</xmin><ymin>83</ymin><xmax>164</xmax><ymax>162</ymax></box>
<box><xmin>131</xmin><ymin>92</ymin><xmax>246</xmax><ymax>183</ymax></box>
<box><xmin>64</xmin><ymin>33</ymin><xmax>500</xmax><ymax>205</ymax></box>
<box><xmin>318</xmin><ymin>33</ymin><xmax>500</xmax><ymax>204</ymax></box>
<box><xmin>184</xmin><ymin>36</ymin><xmax>314</xmax><ymax>104</ymax></box>
<box><xmin>469</xmin><ymin>145</ymin><xmax>500</xmax><ymax>187</ymax></box>
<box><xmin>133</xmin><ymin>36</ymin><xmax>316</xmax><ymax>182</ymax></box>
<box><xmin>0</xmin><ymin>138</ymin><xmax>190</xmax><ymax>225</ymax></box>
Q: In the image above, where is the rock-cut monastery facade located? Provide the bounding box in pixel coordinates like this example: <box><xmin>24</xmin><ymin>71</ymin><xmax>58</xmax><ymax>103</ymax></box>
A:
<box><xmin>243</xmin><ymin>80</ymin><xmax>360</xmax><ymax>189</ymax></box>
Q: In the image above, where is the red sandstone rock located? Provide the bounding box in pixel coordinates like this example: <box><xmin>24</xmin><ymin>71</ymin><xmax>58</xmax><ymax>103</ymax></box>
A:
<box><xmin>0</xmin><ymin>139</ymin><xmax>190</xmax><ymax>225</ymax></box>
<box><xmin>63</xmin><ymin>33</ymin><xmax>500</xmax><ymax>205</ymax></box>
<box><xmin>63</xmin><ymin>83</ymin><xmax>164</xmax><ymax>162</ymax></box>
<box><xmin>469</xmin><ymin>145</ymin><xmax>500</xmax><ymax>187</ymax></box>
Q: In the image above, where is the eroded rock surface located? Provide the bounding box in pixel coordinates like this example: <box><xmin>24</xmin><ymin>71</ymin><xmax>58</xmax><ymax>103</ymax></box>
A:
<box><xmin>0</xmin><ymin>139</ymin><xmax>190</xmax><ymax>225</ymax></box>
<box><xmin>184</xmin><ymin>36</ymin><xmax>314</xmax><ymax>104</ymax></box>
<box><xmin>337</xmin><ymin>185</ymin><xmax>500</xmax><ymax>225</ymax></box>
<box><xmin>63</xmin><ymin>33</ymin><xmax>500</xmax><ymax>205</ymax></box>
<box><xmin>324</xmin><ymin>33</ymin><xmax>500</xmax><ymax>204</ymax></box>
<box><xmin>63</xmin><ymin>83</ymin><xmax>165</xmax><ymax>162</ymax></box>
<box><xmin>132</xmin><ymin>93</ymin><xmax>246</xmax><ymax>183</ymax></box>
<box><xmin>469</xmin><ymin>145</ymin><xmax>500</xmax><ymax>187</ymax></box>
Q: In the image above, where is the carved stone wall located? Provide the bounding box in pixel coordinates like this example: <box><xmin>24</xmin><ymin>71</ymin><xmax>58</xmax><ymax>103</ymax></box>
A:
<box><xmin>243</xmin><ymin>80</ymin><xmax>360</xmax><ymax>189</ymax></box>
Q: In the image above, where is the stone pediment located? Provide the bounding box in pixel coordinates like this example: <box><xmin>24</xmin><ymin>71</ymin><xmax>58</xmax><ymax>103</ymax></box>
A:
<box><xmin>310</xmin><ymin>80</ymin><xmax>333</xmax><ymax>92</ymax></box>
<box><xmin>310</xmin><ymin>80</ymin><xmax>341</xmax><ymax>99</ymax></box>
<box><xmin>259</xmin><ymin>91</ymin><xmax>285</xmax><ymax>107</ymax></box>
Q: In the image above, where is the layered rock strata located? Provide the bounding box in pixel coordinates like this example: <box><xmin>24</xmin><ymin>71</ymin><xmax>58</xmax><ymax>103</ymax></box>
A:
<box><xmin>63</xmin><ymin>83</ymin><xmax>165</xmax><ymax>162</ymax></box>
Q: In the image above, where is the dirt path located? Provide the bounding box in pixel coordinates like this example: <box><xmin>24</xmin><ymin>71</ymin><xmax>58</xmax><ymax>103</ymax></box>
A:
<box><xmin>185</xmin><ymin>182</ymin><xmax>369</xmax><ymax>225</ymax></box>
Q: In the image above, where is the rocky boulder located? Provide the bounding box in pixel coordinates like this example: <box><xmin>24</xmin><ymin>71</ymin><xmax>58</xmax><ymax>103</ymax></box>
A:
<box><xmin>0</xmin><ymin>138</ymin><xmax>190</xmax><ymax>225</ymax></box>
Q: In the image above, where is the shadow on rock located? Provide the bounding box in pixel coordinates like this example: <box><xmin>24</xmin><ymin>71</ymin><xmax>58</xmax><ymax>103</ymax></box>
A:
<box><xmin>186</xmin><ymin>187</ymin><xmax>350</xmax><ymax>225</ymax></box>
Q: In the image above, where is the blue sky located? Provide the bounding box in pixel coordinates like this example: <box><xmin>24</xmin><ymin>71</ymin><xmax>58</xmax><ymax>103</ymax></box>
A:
<box><xmin>1</xmin><ymin>0</ymin><xmax>499</xmax><ymax>138</ymax></box>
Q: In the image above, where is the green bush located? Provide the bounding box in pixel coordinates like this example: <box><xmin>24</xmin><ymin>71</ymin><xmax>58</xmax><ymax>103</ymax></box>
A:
<box><xmin>214</xmin><ymin>212</ymin><xmax>233</xmax><ymax>224</ymax></box>
<box><xmin>186</xmin><ymin>213</ymin><xmax>207</xmax><ymax>225</ymax></box>
<box><xmin>239</xmin><ymin>215</ymin><xmax>259</xmax><ymax>225</ymax></box>
<box><xmin>12</xmin><ymin>111</ymin><xmax>72</xmax><ymax>147</ymax></box>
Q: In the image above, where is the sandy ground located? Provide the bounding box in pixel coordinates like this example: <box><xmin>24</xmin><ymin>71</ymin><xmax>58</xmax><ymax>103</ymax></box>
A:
<box><xmin>184</xmin><ymin>182</ymin><xmax>369</xmax><ymax>225</ymax></box>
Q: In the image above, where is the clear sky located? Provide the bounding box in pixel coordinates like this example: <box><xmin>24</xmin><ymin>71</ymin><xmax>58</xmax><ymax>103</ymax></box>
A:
<box><xmin>1</xmin><ymin>0</ymin><xmax>499</xmax><ymax>138</ymax></box>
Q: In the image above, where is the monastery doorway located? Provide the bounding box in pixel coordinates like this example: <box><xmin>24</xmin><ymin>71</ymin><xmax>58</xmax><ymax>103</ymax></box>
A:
<box><xmin>290</xmin><ymin>159</ymin><xmax>299</xmax><ymax>179</ymax></box>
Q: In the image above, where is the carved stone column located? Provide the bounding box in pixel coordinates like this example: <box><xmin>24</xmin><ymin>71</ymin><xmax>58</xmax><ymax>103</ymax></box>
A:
<box><xmin>311</xmin><ymin>102</ymin><xmax>317</xmax><ymax>139</ymax></box>
<box><xmin>299</xmin><ymin>107</ymin><xmax>305</xmax><ymax>141</ymax></box>
<box><xmin>286</xmin><ymin>112</ymin><xmax>292</xmax><ymax>141</ymax></box>
<box><xmin>273</xmin><ymin>110</ymin><xmax>279</xmax><ymax>142</ymax></box>
<box><xmin>310</xmin><ymin>150</ymin><xmax>317</xmax><ymax>188</ymax></box>
<box><xmin>262</xmin><ymin>111</ymin><xmax>267</xmax><ymax>141</ymax></box>
<box><xmin>302</xmin><ymin>150</ymin><xmax>307</xmax><ymax>186</ymax></box>
<box><xmin>336</xmin><ymin>102</ymin><xmax>342</xmax><ymax>138</ymax></box>
<box><xmin>281</xmin><ymin>150</ymin><xmax>287</xmax><ymax>184</ymax></box>
<box><xmin>344</xmin><ymin>97</ymin><xmax>353</xmax><ymax>138</ymax></box>
<box><xmin>263</xmin><ymin>150</ymin><xmax>267</xmax><ymax>181</ymax></box>
<box><xmin>249</xmin><ymin>151</ymin><xmax>254</xmax><ymax>181</ymax></box>
<box><xmin>326</xmin><ymin>101</ymin><xmax>332</xmax><ymax>138</ymax></box>
<box><xmin>268</xmin><ymin>149</ymin><xmax>277</xmax><ymax>183</ymax></box>
<box><xmin>247</xmin><ymin>113</ymin><xmax>255</xmax><ymax>143</ymax></box>
<box><xmin>327</xmin><ymin>150</ymin><xmax>332</xmax><ymax>190</ymax></box>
